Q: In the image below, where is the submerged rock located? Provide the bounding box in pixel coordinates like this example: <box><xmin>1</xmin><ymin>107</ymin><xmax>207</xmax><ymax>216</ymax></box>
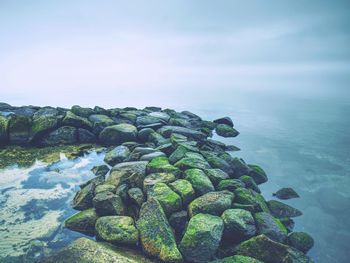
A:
<box><xmin>215</xmin><ymin>124</ymin><xmax>239</xmax><ymax>138</ymax></box>
<box><xmin>267</xmin><ymin>200</ymin><xmax>302</xmax><ymax>218</ymax></box>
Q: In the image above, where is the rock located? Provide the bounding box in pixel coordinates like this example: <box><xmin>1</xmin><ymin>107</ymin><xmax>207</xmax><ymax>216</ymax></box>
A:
<box><xmin>64</xmin><ymin>208</ymin><xmax>97</xmax><ymax>236</ymax></box>
<box><xmin>287</xmin><ymin>232</ymin><xmax>314</xmax><ymax>253</ymax></box>
<box><xmin>132</xmin><ymin>146</ymin><xmax>157</xmax><ymax>155</ymax></box>
<box><xmin>201</xmin><ymin>152</ymin><xmax>233</xmax><ymax>174</ymax></box>
<box><xmin>77</xmin><ymin>128</ymin><xmax>96</xmax><ymax>143</ymax></box>
<box><xmin>155</xmin><ymin>142</ymin><xmax>175</xmax><ymax>155</ymax></box>
<box><xmin>239</xmin><ymin>175</ymin><xmax>261</xmax><ymax>193</ymax></box>
<box><xmin>234</xmin><ymin>188</ymin><xmax>258</xmax><ymax>206</ymax></box>
<box><xmin>115</xmin><ymin>184</ymin><xmax>129</xmax><ymax>202</ymax></box>
<box><xmin>146</xmin><ymin>156</ymin><xmax>180</xmax><ymax>175</ymax></box>
<box><xmin>94</xmin><ymin>184</ymin><xmax>116</xmax><ymax>195</ymax></box>
<box><xmin>230</xmin><ymin>158</ymin><xmax>252</xmax><ymax>178</ymax></box>
<box><xmin>93</xmin><ymin>106</ymin><xmax>109</xmax><ymax>115</ymax></box>
<box><xmin>104</xmin><ymin>146</ymin><xmax>130</xmax><ymax>166</ymax></box>
<box><xmin>137</xmin><ymin>128</ymin><xmax>155</xmax><ymax>142</ymax></box>
<box><xmin>99</xmin><ymin>124</ymin><xmax>137</xmax><ymax>145</ymax></box>
<box><xmin>221</xmin><ymin>209</ymin><xmax>256</xmax><ymax>241</ymax></box>
<box><xmin>175</xmin><ymin>157</ymin><xmax>211</xmax><ymax>171</ymax></box>
<box><xmin>254</xmin><ymin>212</ymin><xmax>288</xmax><ymax>243</ymax></box>
<box><xmin>8</xmin><ymin>114</ymin><xmax>31</xmax><ymax>144</ymax></box>
<box><xmin>185</xmin><ymin>169</ymin><xmax>215</xmax><ymax>196</ymax></box>
<box><xmin>169</xmin><ymin>210</ymin><xmax>188</xmax><ymax>238</ymax></box>
<box><xmin>247</xmin><ymin>164</ymin><xmax>268</xmax><ymax>184</ymax></box>
<box><xmin>144</xmin><ymin>106</ymin><xmax>162</xmax><ymax>112</ymax></box>
<box><xmin>71</xmin><ymin>105</ymin><xmax>94</xmax><ymax>117</ymax></box>
<box><xmin>179</xmin><ymin>213</ymin><xmax>224</xmax><ymax>263</ymax></box>
<box><xmin>128</xmin><ymin>187</ymin><xmax>145</xmax><ymax>207</ymax></box>
<box><xmin>158</xmin><ymin>125</ymin><xmax>206</xmax><ymax>140</ymax></box>
<box><xmin>267</xmin><ymin>200</ymin><xmax>302</xmax><ymax>218</ymax></box>
<box><xmin>93</xmin><ymin>192</ymin><xmax>125</xmax><ymax>216</ymax></box>
<box><xmin>234</xmin><ymin>234</ymin><xmax>314</xmax><ymax>263</ymax></box>
<box><xmin>136</xmin><ymin>115</ymin><xmax>165</xmax><ymax>127</ymax></box>
<box><xmin>273</xmin><ymin>187</ymin><xmax>300</xmax><ymax>200</ymax></box>
<box><xmin>72</xmin><ymin>182</ymin><xmax>95</xmax><ymax>210</ymax></box>
<box><xmin>95</xmin><ymin>216</ymin><xmax>139</xmax><ymax>245</ymax></box>
<box><xmin>189</xmin><ymin>191</ymin><xmax>234</xmax><ymax>217</ymax></box>
<box><xmin>213</xmin><ymin>117</ymin><xmax>234</xmax><ymax>127</ymax></box>
<box><xmin>280</xmin><ymin>217</ymin><xmax>295</xmax><ymax>233</ymax></box>
<box><xmin>89</xmin><ymin>114</ymin><xmax>115</xmax><ymax>134</ymax></box>
<box><xmin>41</xmin><ymin>126</ymin><xmax>78</xmax><ymax>146</ymax></box>
<box><xmin>168</xmin><ymin>145</ymin><xmax>190</xmax><ymax>164</ymax></box>
<box><xmin>149</xmin><ymin>111</ymin><xmax>171</xmax><ymax>122</ymax></box>
<box><xmin>169</xmin><ymin>179</ymin><xmax>196</xmax><ymax>205</ymax></box>
<box><xmin>0</xmin><ymin>115</ymin><xmax>9</xmax><ymax>144</ymax></box>
<box><xmin>148</xmin><ymin>131</ymin><xmax>168</xmax><ymax>145</ymax></box>
<box><xmin>143</xmin><ymin>172</ymin><xmax>177</xmax><ymax>192</ymax></box>
<box><xmin>107</xmin><ymin>161</ymin><xmax>148</xmax><ymax>188</ymax></box>
<box><xmin>148</xmin><ymin>182</ymin><xmax>182</xmax><ymax>216</ymax></box>
<box><xmin>205</xmin><ymin>169</ymin><xmax>229</xmax><ymax>186</ymax></box>
<box><xmin>136</xmin><ymin>198</ymin><xmax>183</xmax><ymax>262</ymax></box>
<box><xmin>62</xmin><ymin>111</ymin><xmax>93</xmax><ymax>129</ymax></box>
<box><xmin>140</xmin><ymin>151</ymin><xmax>166</xmax><ymax>161</ymax></box>
<box><xmin>91</xmin><ymin>165</ymin><xmax>110</xmax><ymax>177</ymax></box>
<box><xmin>218</xmin><ymin>179</ymin><xmax>245</xmax><ymax>192</ymax></box>
<box><xmin>215</xmin><ymin>124</ymin><xmax>239</xmax><ymax>137</ymax></box>
<box><xmin>210</xmin><ymin>255</ymin><xmax>263</xmax><ymax>263</ymax></box>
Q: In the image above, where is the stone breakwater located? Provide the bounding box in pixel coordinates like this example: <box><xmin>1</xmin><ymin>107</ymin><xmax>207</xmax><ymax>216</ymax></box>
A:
<box><xmin>0</xmin><ymin>103</ymin><xmax>314</xmax><ymax>262</ymax></box>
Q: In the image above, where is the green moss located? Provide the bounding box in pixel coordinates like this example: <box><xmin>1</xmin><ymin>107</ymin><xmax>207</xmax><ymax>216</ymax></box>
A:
<box><xmin>185</xmin><ymin>168</ymin><xmax>214</xmax><ymax>196</ymax></box>
<box><xmin>210</xmin><ymin>255</ymin><xmax>263</xmax><ymax>263</ymax></box>
<box><xmin>169</xmin><ymin>179</ymin><xmax>196</xmax><ymax>205</ymax></box>
<box><xmin>0</xmin><ymin>115</ymin><xmax>9</xmax><ymax>143</ymax></box>
<box><xmin>234</xmin><ymin>188</ymin><xmax>256</xmax><ymax>205</ymax></box>
<box><xmin>146</xmin><ymin>156</ymin><xmax>180</xmax><ymax>175</ymax></box>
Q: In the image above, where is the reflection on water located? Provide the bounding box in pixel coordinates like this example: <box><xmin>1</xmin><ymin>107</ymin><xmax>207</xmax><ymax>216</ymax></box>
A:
<box><xmin>0</xmin><ymin>151</ymin><xmax>105</xmax><ymax>263</ymax></box>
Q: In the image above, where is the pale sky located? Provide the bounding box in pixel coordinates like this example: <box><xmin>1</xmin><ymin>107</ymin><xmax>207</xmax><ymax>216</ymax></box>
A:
<box><xmin>0</xmin><ymin>0</ymin><xmax>349</xmax><ymax>108</ymax></box>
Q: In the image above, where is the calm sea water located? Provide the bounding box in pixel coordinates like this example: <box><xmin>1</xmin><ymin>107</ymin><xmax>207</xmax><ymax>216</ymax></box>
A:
<box><xmin>0</xmin><ymin>88</ymin><xmax>349</xmax><ymax>262</ymax></box>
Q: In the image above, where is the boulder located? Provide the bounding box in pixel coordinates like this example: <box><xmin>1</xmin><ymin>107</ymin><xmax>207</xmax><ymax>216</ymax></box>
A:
<box><xmin>185</xmin><ymin>169</ymin><xmax>215</xmax><ymax>196</ymax></box>
<box><xmin>158</xmin><ymin>125</ymin><xmax>206</xmax><ymax>140</ymax></box>
<box><xmin>104</xmin><ymin>146</ymin><xmax>130</xmax><ymax>166</ymax></box>
<box><xmin>287</xmin><ymin>232</ymin><xmax>314</xmax><ymax>253</ymax></box>
<box><xmin>175</xmin><ymin>157</ymin><xmax>211</xmax><ymax>171</ymax></box>
<box><xmin>99</xmin><ymin>124</ymin><xmax>137</xmax><ymax>145</ymax></box>
<box><xmin>179</xmin><ymin>213</ymin><xmax>224</xmax><ymax>263</ymax></box>
<box><xmin>91</xmin><ymin>165</ymin><xmax>110</xmax><ymax>177</ymax></box>
<box><xmin>94</xmin><ymin>184</ymin><xmax>116</xmax><ymax>195</ymax></box>
<box><xmin>188</xmin><ymin>191</ymin><xmax>234</xmax><ymax>217</ymax></box>
<box><xmin>128</xmin><ymin>187</ymin><xmax>145</xmax><ymax>207</ymax></box>
<box><xmin>169</xmin><ymin>210</ymin><xmax>188</xmax><ymax>238</ymax></box>
<box><xmin>146</xmin><ymin>156</ymin><xmax>180</xmax><ymax>175</ymax></box>
<box><xmin>93</xmin><ymin>192</ymin><xmax>125</xmax><ymax>216</ymax></box>
<box><xmin>136</xmin><ymin>199</ymin><xmax>183</xmax><ymax>262</ymax></box>
<box><xmin>41</xmin><ymin>126</ymin><xmax>78</xmax><ymax>146</ymax></box>
<box><xmin>140</xmin><ymin>151</ymin><xmax>166</xmax><ymax>161</ymax></box>
<box><xmin>254</xmin><ymin>212</ymin><xmax>288</xmax><ymax>243</ymax></box>
<box><xmin>65</xmin><ymin>208</ymin><xmax>98</xmax><ymax>236</ymax></box>
<box><xmin>213</xmin><ymin>117</ymin><xmax>234</xmax><ymax>127</ymax></box>
<box><xmin>8</xmin><ymin>114</ymin><xmax>31</xmax><ymax>144</ymax></box>
<box><xmin>267</xmin><ymin>200</ymin><xmax>302</xmax><ymax>218</ymax></box>
<box><xmin>169</xmin><ymin>179</ymin><xmax>196</xmax><ymax>205</ymax></box>
<box><xmin>247</xmin><ymin>164</ymin><xmax>268</xmax><ymax>184</ymax></box>
<box><xmin>62</xmin><ymin>111</ymin><xmax>92</xmax><ymax>129</ymax></box>
<box><xmin>137</xmin><ymin>128</ymin><xmax>154</xmax><ymax>142</ymax></box>
<box><xmin>72</xmin><ymin>182</ymin><xmax>95</xmax><ymax>210</ymax></box>
<box><xmin>234</xmin><ymin>234</ymin><xmax>314</xmax><ymax>263</ymax></box>
<box><xmin>148</xmin><ymin>182</ymin><xmax>182</xmax><ymax>216</ymax></box>
<box><xmin>149</xmin><ymin>111</ymin><xmax>170</xmax><ymax>122</ymax></box>
<box><xmin>71</xmin><ymin>105</ymin><xmax>94</xmax><ymax>117</ymax></box>
<box><xmin>107</xmin><ymin>161</ymin><xmax>148</xmax><ymax>188</ymax></box>
<box><xmin>221</xmin><ymin>209</ymin><xmax>256</xmax><ymax>241</ymax></box>
<box><xmin>95</xmin><ymin>216</ymin><xmax>139</xmax><ymax>245</ymax></box>
<box><xmin>218</xmin><ymin>179</ymin><xmax>245</xmax><ymax>192</ymax></box>
<box><xmin>273</xmin><ymin>187</ymin><xmax>300</xmax><ymax>200</ymax></box>
<box><xmin>88</xmin><ymin>114</ymin><xmax>115</xmax><ymax>134</ymax></box>
<box><xmin>205</xmin><ymin>169</ymin><xmax>229</xmax><ymax>186</ymax></box>
<box><xmin>210</xmin><ymin>255</ymin><xmax>263</xmax><ymax>263</ymax></box>
<box><xmin>0</xmin><ymin>115</ymin><xmax>9</xmax><ymax>144</ymax></box>
<box><xmin>77</xmin><ymin>128</ymin><xmax>96</xmax><ymax>143</ymax></box>
<box><xmin>143</xmin><ymin>172</ymin><xmax>177</xmax><ymax>192</ymax></box>
<box><xmin>239</xmin><ymin>175</ymin><xmax>261</xmax><ymax>193</ymax></box>
<box><xmin>215</xmin><ymin>124</ymin><xmax>239</xmax><ymax>137</ymax></box>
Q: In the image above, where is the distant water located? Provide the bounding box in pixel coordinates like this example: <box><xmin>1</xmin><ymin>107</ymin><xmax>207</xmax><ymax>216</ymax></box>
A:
<box><xmin>0</xmin><ymin>89</ymin><xmax>349</xmax><ymax>262</ymax></box>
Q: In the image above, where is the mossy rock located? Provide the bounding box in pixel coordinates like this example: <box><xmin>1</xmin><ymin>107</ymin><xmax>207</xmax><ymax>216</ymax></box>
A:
<box><xmin>267</xmin><ymin>200</ymin><xmax>302</xmax><ymax>218</ymax></box>
<box><xmin>218</xmin><ymin>179</ymin><xmax>245</xmax><ymax>192</ymax></box>
<box><xmin>94</xmin><ymin>184</ymin><xmax>116</xmax><ymax>195</ymax></box>
<box><xmin>254</xmin><ymin>212</ymin><xmax>288</xmax><ymax>243</ymax></box>
<box><xmin>99</xmin><ymin>124</ymin><xmax>137</xmax><ymax>145</ymax></box>
<box><xmin>174</xmin><ymin>157</ymin><xmax>211</xmax><ymax>171</ymax></box>
<box><xmin>104</xmin><ymin>145</ymin><xmax>130</xmax><ymax>166</ymax></box>
<box><xmin>158</xmin><ymin>125</ymin><xmax>206</xmax><ymax>140</ymax></box>
<box><xmin>287</xmin><ymin>232</ymin><xmax>314</xmax><ymax>253</ymax></box>
<box><xmin>95</xmin><ymin>216</ymin><xmax>139</xmax><ymax>245</ymax></box>
<box><xmin>136</xmin><ymin>198</ymin><xmax>183</xmax><ymax>262</ymax></box>
<box><xmin>137</xmin><ymin>128</ymin><xmax>154</xmax><ymax>142</ymax></box>
<box><xmin>128</xmin><ymin>187</ymin><xmax>145</xmax><ymax>207</ymax></box>
<box><xmin>247</xmin><ymin>164</ymin><xmax>268</xmax><ymax>184</ymax></box>
<box><xmin>0</xmin><ymin>115</ymin><xmax>9</xmax><ymax>144</ymax></box>
<box><xmin>273</xmin><ymin>187</ymin><xmax>300</xmax><ymax>200</ymax></box>
<box><xmin>8</xmin><ymin>114</ymin><xmax>31</xmax><ymax>144</ymax></box>
<box><xmin>41</xmin><ymin>126</ymin><xmax>78</xmax><ymax>146</ymax></box>
<box><xmin>210</xmin><ymin>255</ymin><xmax>263</xmax><ymax>263</ymax></box>
<box><xmin>205</xmin><ymin>169</ymin><xmax>229</xmax><ymax>186</ymax></box>
<box><xmin>234</xmin><ymin>188</ymin><xmax>257</xmax><ymax>206</ymax></box>
<box><xmin>91</xmin><ymin>165</ymin><xmax>110</xmax><ymax>177</ymax></box>
<box><xmin>169</xmin><ymin>179</ymin><xmax>196</xmax><ymax>205</ymax></box>
<box><xmin>148</xmin><ymin>182</ymin><xmax>182</xmax><ymax>216</ymax></box>
<box><xmin>71</xmin><ymin>105</ymin><xmax>94</xmax><ymax>117</ymax></box>
<box><xmin>239</xmin><ymin>175</ymin><xmax>261</xmax><ymax>193</ymax></box>
<box><xmin>72</xmin><ymin>182</ymin><xmax>95</xmax><ymax>210</ymax></box>
<box><xmin>179</xmin><ymin>213</ymin><xmax>224</xmax><ymax>263</ymax></box>
<box><xmin>188</xmin><ymin>191</ymin><xmax>234</xmax><ymax>217</ymax></box>
<box><xmin>30</xmin><ymin>108</ymin><xmax>63</xmax><ymax>141</ymax></box>
<box><xmin>93</xmin><ymin>192</ymin><xmax>125</xmax><ymax>216</ymax></box>
<box><xmin>221</xmin><ymin>209</ymin><xmax>256</xmax><ymax>242</ymax></box>
<box><xmin>215</xmin><ymin>124</ymin><xmax>239</xmax><ymax>138</ymax></box>
<box><xmin>62</xmin><ymin>111</ymin><xmax>93</xmax><ymax>129</ymax></box>
<box><xmin>65</xmin><ymin>208</ymin><xmax>97</xmax><ymax>236</ymax></box>
<box><xmin>201</xmin><ymin>152</ymin><xmax>233</xmax><ymax>174</ymax></box>
<box><xmin>185</xmin><ymin>168</ymin><xmax>215</xmax><ymax>196</ymax></box>
<box><xmin>169</xmin><ymin>145</ymin><xmax>190</xmax><ymax>164</ymax></box>
<box><xmin>146</xmin><ymin>156</ymin><xmax>180</xmax><ymax>175</ymax></box>
<box><xmin>234</xmin><ymin>234</ymin><xmax>314</xmax><ymax>263</ymax></box>
<box><xmin>143</xmin><ymin>172</ymin><xmax>177</xmax><ymax>192</ymax></box>
<box><xmin>89</xmin><ymin>114</ymin><xmax>115</xmax><ymax>134</ymax></box>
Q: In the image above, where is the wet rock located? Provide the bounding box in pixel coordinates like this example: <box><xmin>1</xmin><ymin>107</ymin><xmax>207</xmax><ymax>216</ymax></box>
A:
<box><xmin>136</xmin><ymin>198</ymin><xmax>183</xmax><ymax>262</ymax></box>
<box><xmin>179</xmin><ymin>213</ymin><xmax>224</xmax><ymax>263</ymax></box>
<box><xmin>149</xmin><ymin>111</ymin><xmax>170</xmax><ymax>122</ymax></box>
<box><xmin>158</xmin><ymin>125</ymin><xmax>206</xmax><ymax>140</ymax></box>
<box><xmin>64</xmin><ymin>208</ymin><xmax>97</xmax><ymax>236</ymax></box>
<box><xmin>218</xmin><ymin>179</ymin><xmax>245</xmax><ymax>192</ymax></box>
<box><xmin>169</xmin><ymin>210</ymin><xmax>188</xmax><ymax>238</ymax></box>
<box><xmin>239</xmin><ymin>175</ymin><xmax>261</xmax><ymax>193</ymax></box>
<box><xmin>287</xmin><ymin>232</ymin><xmax>314</xmax><ymax>253</ymax></box>
<box><xmin>41</xmin><ymin>126</ymin><xmax>78</xmax><ymax>146</ymax></box>
<box><xmin>205</xmin><ymin>169</ymin><xmax>229</xmax><ymax>186</ymax></box>
<box><xmin>91</xmin><ymin>165</ymin><xmax>110</xmax><ymax>177</ymax></box>
<box><xmin>128</xmin><ymin>187</ymin><xmax>145</xmax><ymax>207</ymax></box>
<box><xmin>213</xmin><ymin>117</ymin><xmax>234</xmax><ymax>127</ymax></box>
<box><xmin>216</xmin><ymin>124</ymin><xmax>239</xmax><ymax>137</ymax></box>
<box><xmin>94</xmin><ymin>184</ymin><xmax>116</xmax><ymax>195</ymax></box>
<box><xmin>0</xmin><ymin>115</ymin><xmax>9</xmax><ymax>144</ymax></box>
<box><xmin>210</xmin><ymin>255</ymin><xmax>263</xmax><ymax>263</ymax></box>
<box><xmin>201</xmin><ymin>151</ymin><xmax>233</xmax><ymax>174</ymax></box>
<box><xmin>107</xmin><ymin>161</ymin><xmax>147</xmax><ymax>188</ymax></box>
<box><xmin>254</xmin><ymin>212</ymin><xmax>288</xmax><ymax>243</ymax></box>
<box><xmin>185</xmin><ymin>168</ymin><xmax>215</xmax><ymax>196</ymax></box>
<box><xmin>267</xmin><ymin>200</ymin><xmax>302</xmax><ymax>218</ymax></box>
<box><xmin>77</xmin><ymin>128</ymin><xmax>96</xmax><ymax>143</ymax></box>
<box><xmin>148</xmin><ymin>131</ymin><xmax>168</xmax><ymax>146</ymax></box>
<box><xmin>72</xmin><ymin>182</ymin><xmax>95</xmax><ymax>210</ymax></box>
<box><xmin>146</xmin><ymin>156</ymin><xmax>180</xmax><ymax>175</ymax></box>
<box><xmin>148</xmin><ymin>182</ymin><xmax>182</xmax><ymax>216</ymax></box>
<box><xmin>273</xmin><ymin>187</ymin><xmax>300</xmax><ymax>200</ymax></box>
<box><xmin>88</xmin><ymin>114</ymin><xmax>115</xmax><ymax>134</ymax></box>
<box><xmin>104</xmin><ymin>145</ymin><xmax>130</xmax><ymax>166</ymax></box>
<box><xmin>62</xmin><ymin>111</ymin><xmax>92</xmax><ymax>129</ymax></box>
<box><xmin>221</xmin><ymin>209</ymin><xmax>256</xmax><ymax>241</ymax></box>
<box><xmin>234</xmin><ymin>234</ymin><xmax>314</xmax><ymax>263</ymax></box>
<box><xmin>169</xmin><ymin>179</ymin><xmax>196</xmax><ymax>205</ymax></box>
<box><xmin>247</xmin><ymin>164</ymin><xmax>268</xmax><ymax>185</ymax></box>
<box><xmin>71</xmin><ymin>105</ymin><xmax>94</xmax><ymax>117</ymax></box>
<box><xmin>280</xmin><ymin>217</ymin><xmax>295</xmax><ymax>233</ymax></box>
<box><xmin>230</xmin><ymin>158</ymin><xmax>251</xmax><ymax>178</ymax></box>
<box><xmin>143</xmin><ymin>172</ymin><xmax>177</xmax><ymax>192</ymax></box>
<box><xmin>188</xmin><ymin>191</ymin><xmax>234</xmax><ymax>217</ymax></box>
<box><xmin>99</xmin><ymin>124</ymin><xmax>137</xmax><ymax>145</ymax></box>
<box><xmin>175</xmin><ymin>156</ymin><xmax>211</xmax><ymax>171</ymax></box>
<box><xmin>93</xmin><ymin>192</ymin><xmax>125</xmax><ymax>216</ymax></box>
<box><xmin>8</xmin><ymin>114</ymin><xmax>31</xmax><ymax>144</ymax></box>
<box><xmin>95</xmin><ymin>216</ymin><xmax>139</xmax><ymax>244</ymax></box>
<box><xmin>138</xmin><ymin>128</ymin><xmax>155</xmax><ymax>142</ymax></box>
<box><xmin>140</xmin><ymin>151</ymin><xmax>166</xmax><ymax>161</ymax></box>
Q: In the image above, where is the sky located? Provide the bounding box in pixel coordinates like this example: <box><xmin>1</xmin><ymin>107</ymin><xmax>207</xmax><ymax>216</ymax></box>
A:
<box><xmin>0</xmin><ymin>0</ymin><xmax>349</xmax><ymax>108</ymax></box>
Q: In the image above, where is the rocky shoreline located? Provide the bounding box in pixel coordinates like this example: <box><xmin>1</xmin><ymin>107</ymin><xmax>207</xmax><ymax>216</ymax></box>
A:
<box><xmin>0</xmin><ymin>103</ymin><xmax>314</xmax><ymax>262</ymax></box>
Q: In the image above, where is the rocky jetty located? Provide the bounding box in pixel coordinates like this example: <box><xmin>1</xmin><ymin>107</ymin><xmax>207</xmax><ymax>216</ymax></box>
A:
<box><xmin>0</xmin><ymin>103</ymin><xmax>314</xmax><ymax>262</ymax></box>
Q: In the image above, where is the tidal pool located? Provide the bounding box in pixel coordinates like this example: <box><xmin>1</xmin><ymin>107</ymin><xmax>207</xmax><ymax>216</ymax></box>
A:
<box><xmin>0</xmin><ymin>150</ymin><xmax>106</xmax><ymax>263</ymax></box>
